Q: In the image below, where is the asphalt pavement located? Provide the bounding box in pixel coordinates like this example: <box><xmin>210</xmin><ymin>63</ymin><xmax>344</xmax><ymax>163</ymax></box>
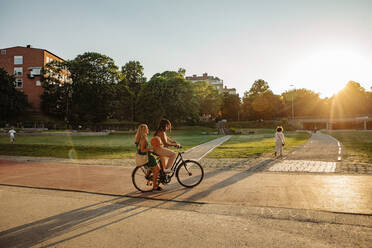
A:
<box><xmin>0</xmin><ymin>133</ymin><xmax>371</xmax><ymax>247</ymax></box>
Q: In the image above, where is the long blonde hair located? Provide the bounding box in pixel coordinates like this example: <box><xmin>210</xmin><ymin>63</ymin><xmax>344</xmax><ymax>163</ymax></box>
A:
<box><xmin>135</xmin><ymin>124</ymin><xmax>148</xmax><ymax>144</ymax></box>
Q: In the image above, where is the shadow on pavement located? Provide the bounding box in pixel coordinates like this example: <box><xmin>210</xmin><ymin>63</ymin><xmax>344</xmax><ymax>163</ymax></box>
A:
<box><xmin>180</xmin><ymin>158</ymin><xmax>274</xmax><ymax>202</ymax></box>
<box><xmin>0</xmin><ymin>158</ymin><xmax>273</xmax><ymax>247</ymax></box>
<box><xmin>0</xmin><ymin>190</ymin><xmax>188</xmax><ymax>248</ymax></box>
<box><xmin>145</xmin><ymin>158</ymin><xmax>275</xmax><ymax>203</ymax></box>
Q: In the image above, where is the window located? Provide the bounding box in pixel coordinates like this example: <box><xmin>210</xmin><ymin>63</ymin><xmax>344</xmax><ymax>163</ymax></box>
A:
<box><xmin>14</xmin><ymin>56</ymin><xmax>23</xmax><ymax>65</ymax></box>
<box><xmin>36</xmin><ymin>81</ymin><xmax>41</xmax><ymax>86</ymax></box>
<box><xmin>14</xmin><ymin>67</ymin><xmax>23</xmax><ymax>76</ymax></box>
<box><xmin>1</xmin><ymin>50</ymin><xmax>6</xmax><ymax>55</ymax></box>
<box><xmin>15</xmin><ymin>79</ymin><xmax>23</xmax><ymax>88</ymax></box>
<box><xmin>30</xmin><ymin>67</ymin><xmax>41</xmax><ymax>77</ymax></box>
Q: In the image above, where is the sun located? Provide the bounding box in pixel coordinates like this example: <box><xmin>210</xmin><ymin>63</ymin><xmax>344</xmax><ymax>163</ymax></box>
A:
<box><xmin>289</xmin><ymin>48</ymin><xmax>372</xmax><ymax>97</ymax></box>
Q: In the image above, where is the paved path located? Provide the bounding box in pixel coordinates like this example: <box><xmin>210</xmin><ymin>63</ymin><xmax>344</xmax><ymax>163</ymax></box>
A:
<box><xmin>1</xmin><ymin>185</ymin><xmax>371</xmax><ymax>248</ymax></box>
<box><xmin>0</xmin><ymin>160</ymin><xmax>371</xmax><ymax>215</ymax></box>
<box><xmin>285</xmin><ymin>132</ymin><xmax>341</xmax><ymax>162</ymax></box>
<box><xmin>183</xmin><ymin>135</ymin><xmax>231</xmax><ymax>161</ymax></box>
<box><xmin>2</xmin><ymin>186</ymin><xmax>371</xmax><ymax>248</ymax></box>
<box><xmin>268</xmin><ymin>132</ymin><xmax>342</xmax><ymax>173</ymax></box>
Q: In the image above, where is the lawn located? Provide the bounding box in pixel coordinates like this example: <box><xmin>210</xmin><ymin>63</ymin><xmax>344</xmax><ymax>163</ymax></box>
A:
<box><xmin>0</xmin><ymin>127</ymin><xmax>312</xmax><ymax>159</ymax></box>
<box><xmin>326</xmin><ymin>131</ymin><xmax>372</xmax><ymax>164</ymax></box>
<box><xmin>0</xmin><ymin>127</ymin><xmax>219</xmax><ymax>159</ymax></box>
<box><xmin>208</xmin><ymin>129</ymin><xmax>311</xmax><ymax>158</ymax></box>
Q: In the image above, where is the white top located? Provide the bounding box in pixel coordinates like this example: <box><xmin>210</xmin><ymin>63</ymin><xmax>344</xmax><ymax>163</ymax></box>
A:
<box><xmin>9</xmin><ymin>130</ymin><xmax>16</xmax><ymax>137</ymax></box>
<box><xmin>275</xmin><ymin>131</ymin><xmax>285</xmax><ymax>144</ymax></box>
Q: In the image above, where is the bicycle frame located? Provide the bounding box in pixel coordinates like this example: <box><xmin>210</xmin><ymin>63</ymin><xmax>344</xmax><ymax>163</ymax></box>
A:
<box><xmin>168</xmin><ymin>151</ymin><xmax>185</xmax><ymax>175</ymax></box>
<box><xmin>133</xmin><ymin>149</ymin><xmax>204</xmax><ymax>191</ymax></box>
<box><xmin>155</xmin><ymin>150</ymin><xmax>185</xmax><ymax>178</ymax></box>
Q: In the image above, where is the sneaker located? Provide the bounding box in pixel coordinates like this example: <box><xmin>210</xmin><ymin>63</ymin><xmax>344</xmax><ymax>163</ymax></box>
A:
<box><xmin>163</xmin><ymin>169</ymin><xmax>172</xmax><ymax>174</ymax></box>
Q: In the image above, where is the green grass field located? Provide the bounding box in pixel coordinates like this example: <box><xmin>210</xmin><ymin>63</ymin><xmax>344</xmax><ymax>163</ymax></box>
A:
<box><xmin>0</xmin><ymin>127</ymin><xmax>311</xmax><ymax>159</ymax></box>
<box><xmin>208</xmin><ymin>129</ymin><xmax>311</xmax><ymax>158</ymax></box>
<box><xmin>0</xmin><ymin>127</ymin><xmax>219</xmax><ymax>159</ymax></box>
<box><xmin>326</xmin><ymin>131</ymin><xmax>372</xmax><ymax>164</ymax></box>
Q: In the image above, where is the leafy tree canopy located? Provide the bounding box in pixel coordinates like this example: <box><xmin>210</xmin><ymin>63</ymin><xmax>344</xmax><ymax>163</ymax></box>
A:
<box><xmin>136</xmin><ymin>70</ymin><xmax>199</xmax><ymax>126</ymax></box>
<box><xmin>331</xmin><ymin>81</ymin><xmax>369</xmax><ymax>117</ymax></box>
<box><xmin>0</xmin><ymin>68</ymin><xmax>30</xmax><ymax>121</ymax></box>
<box><xmin>245</xmin><ymin>79</ymin><xmax>272</xmax><ymax>98</ymax></box>
<box><xmin>41</xmin><ymin>52</ymin><xmax>121</xmax><ymax>125</ymax></box>
<box><xmin>121</xmin><ymin>61</ymin><xmax>146</xmax><ymax>96</ymax></box>
<box><xmin>193</xmin><ymin>81</ymin><xmax>222</xmax><ymax>117</ymax></box>
<box><xmin>221</xmin><ymin>93</ymin><xmax>241</xmax><ymax>121</ymax></box>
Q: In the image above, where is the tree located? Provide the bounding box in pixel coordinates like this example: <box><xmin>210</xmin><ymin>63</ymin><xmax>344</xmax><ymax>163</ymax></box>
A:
<box><xmin>0</xmin><ymin>68</ymin><xmax>30</xmax><ymax>121</ymax></box>
<box><xmin>40</xmin><ymin>60</ymin><xmax>70</xmax><ymax>120</ymax></box>
<box><xmin>281</xmin><ymin>89</ymin><xmax>327</xmax><ymax>118</ymax></box>
<box><xmin>136</xmin><ymin>71</ymin><xmax>199</xmax><ymax>126</ymax></box>
<box><xmin>192</xmin><ymin>81</ymin><xmax>222</xmax><ymax>118</ymax></box>
<box><xmin>121</xmin><ymin>61</ymin><xmax>146</xmax><ymax>121</ymax></box>
<box><xmin>367</xmin><ymin>88</ymin><xmax>372</xmax><ymax>116</ymax></box>
<box><xmin>177</xmin><ymin>68</ymin><xmax>186</xmax><ymax>77</ymax></box>
<box><xmin>241</xmin><ymin>79</ymin><xmax>282</xmax><ymax>120</ymax></box>
<box><xmin>221</xmin><ymin>93</ymin><xmax>241</xmax><ymax>121</ymax></box>
<box><xmin>246</xmin><ymin>79</ymin><xmax>270</xmax><ymax>97</ymax></box>
<box><xmin>41</xmin><ymin>52</ymin><xmax>121</xmax><ymax>126</ymax></box>
<box><xmin>69</xmin><ymin>52</ymin><xmax>120</xmax><ymax>125</ymax></box>
<box><xmin>331</xmin><ymin>81</ymin><xmax>369</xmax><ymax>117</ymax></box>
<box><xmin>111</xmin><ymin>81</ymin><xmax>134</xmax><ymax>120</ymax></box>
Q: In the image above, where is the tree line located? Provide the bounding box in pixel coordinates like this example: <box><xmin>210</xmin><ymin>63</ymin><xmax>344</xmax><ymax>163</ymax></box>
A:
<box><xmin>1</xmin><ymin>51</ymin><xmax>371</xmax><ymax>126</ymax></box>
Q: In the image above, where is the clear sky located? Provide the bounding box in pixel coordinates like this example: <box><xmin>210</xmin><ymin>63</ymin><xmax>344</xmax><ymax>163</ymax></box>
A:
<box><xmin>1</xmin><ymin>0</ymin><xmax>372</xmax><ymax>98</ymax></box>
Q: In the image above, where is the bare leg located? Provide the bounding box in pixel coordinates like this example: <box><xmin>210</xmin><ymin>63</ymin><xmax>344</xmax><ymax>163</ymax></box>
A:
<box><xmin>154</xmin><ymin>147</ymin><xmax>176</xmax><ymax>170</ymax></box>
<box><xmin>152</xmin><ymin>165</ymin><xmax>160</xmax><ymax>189</ymax></box>
<box><xmin>160</xmin><ymin>156</ymin><xmax>166</xmax><ymax>171</ymax></box>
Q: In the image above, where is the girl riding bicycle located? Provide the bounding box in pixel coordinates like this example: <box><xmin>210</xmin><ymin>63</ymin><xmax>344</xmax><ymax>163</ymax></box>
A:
<box><xmin>151</xmin><ymin>119</ymin><xmax>180</xmax><ymax>173</ymax></box>
<box><xmin>135</xmin><ymin>124</ymin><xmax>161</xmax><ymax>191</ymax></box>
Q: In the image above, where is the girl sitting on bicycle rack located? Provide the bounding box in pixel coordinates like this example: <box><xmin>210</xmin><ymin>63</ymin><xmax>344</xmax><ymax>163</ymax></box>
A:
<box><xmin>151</xmin><ymin>119</ymin><xmax>180</xmax><ymax>173</ymax></box>
<box><xmin>135</xmin><ymin>124</ymin><xmax>162</xmax><ymax>191</ymax></box>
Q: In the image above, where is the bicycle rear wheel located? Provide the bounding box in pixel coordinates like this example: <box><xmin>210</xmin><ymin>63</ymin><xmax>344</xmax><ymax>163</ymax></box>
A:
<box><xmin>132</xmin><ymin>166</ymin><xmax>153</xmax><ymax>192</ymax></box>
<box><xmin>176</xmin><ymin>160</ymin><xmax>204</xmax><ymax>188</ymax></box>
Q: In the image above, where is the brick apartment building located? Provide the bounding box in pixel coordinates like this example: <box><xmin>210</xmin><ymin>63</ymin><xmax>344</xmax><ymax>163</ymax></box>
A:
<box><xmin>0</xmin><ymin>45</ymin><xmax>64</xmax><ymax>110</ymax></box>
<box><xmin>186</xmin><ymin>73</ymin><xmax>237</xmax><ymax>95</ymax></box>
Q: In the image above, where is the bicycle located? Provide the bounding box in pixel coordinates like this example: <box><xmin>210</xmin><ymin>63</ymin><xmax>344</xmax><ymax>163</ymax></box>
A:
<box><xmin>132</xmin><ymin>147</ymin><xmax>204</xmax><ymax>192</ymax></box>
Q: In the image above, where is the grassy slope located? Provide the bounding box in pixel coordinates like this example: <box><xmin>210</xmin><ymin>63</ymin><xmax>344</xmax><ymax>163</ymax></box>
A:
<box><xmin>0</xmin><ymin>127</ymin><xmax>218</xmax><ymax>159</ymax></box>
<box><xmin>0</xmin><ymin>127</ymin><xmax>311</xmax><ymax>159</ymax></box>
<box><xmin>208</xmin><ymin>129</ymin><xmax>311</xmax><ymax>158</ymax></box>
<box><xmin>326</xmin><ymin>132</ymin><xmax>372</xmax><ymax>164</ymax></box>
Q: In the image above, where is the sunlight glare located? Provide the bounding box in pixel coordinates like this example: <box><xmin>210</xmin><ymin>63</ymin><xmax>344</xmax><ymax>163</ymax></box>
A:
<box><xmin>289</xmin><ymin>48</ymin><xmax>372</xmax><ymax>97</ymax></box>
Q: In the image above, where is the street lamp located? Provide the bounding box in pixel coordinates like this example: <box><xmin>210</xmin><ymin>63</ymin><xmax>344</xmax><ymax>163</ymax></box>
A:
<box><xmin>290</xmin><ymin>84</ymin><xmax>295</xmax><ymax>120</ymax></box>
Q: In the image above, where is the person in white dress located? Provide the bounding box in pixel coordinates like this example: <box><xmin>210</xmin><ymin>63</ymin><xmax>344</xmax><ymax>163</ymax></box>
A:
<box><xmin>9</xmin><ymin>127</ymin><xmax>16</xmax><ymax>143</ymax></box>
<box><xmin>274</xmin><ymin>126</ymin><xmax>285</xmax><ymax>158</ymax></box>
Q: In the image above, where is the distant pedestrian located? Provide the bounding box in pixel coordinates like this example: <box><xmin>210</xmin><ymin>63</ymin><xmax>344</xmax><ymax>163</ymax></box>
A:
<box><xmin>9</xmin><ymin>127</ymin><xmax>16</xmax><ymax>143</ymax></box>
<box><xmin>274</xmin><ymin>126</ymin><xmax>285</xmax><ymax>158</ymax></box>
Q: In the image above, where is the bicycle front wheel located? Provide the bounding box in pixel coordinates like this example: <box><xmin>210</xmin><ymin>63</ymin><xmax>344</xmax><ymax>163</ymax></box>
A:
<box><xmin>132</xmin><ymin>166</ymin><xmax>153</xmax><ymax>192</ymax></box>
<box><xmin>176</xmin><ymin>160</ymin><xmax>204</xmax><ymax>188</ymax></box>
